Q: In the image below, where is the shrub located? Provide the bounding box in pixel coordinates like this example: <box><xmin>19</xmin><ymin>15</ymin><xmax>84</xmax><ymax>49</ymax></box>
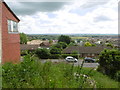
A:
<box><xmin>58</xmin><ymin>42</ymin><xmax>67</xmax><ymax>49</ymax></box>
<box><xmin>61</xmin><ymin>54</ymin><xmax>78</xmax><ymax>59</ymax></box>
<box><xmin>2</xmin><ymin>55</ymin><xmax>119</xmax><ymax>88</ymax></box>
<box><xmin>35</xmin><ymin>48</ymin><xmax>51</xmax><ymax>59</ymax></box>
<box><xmin>98</xmin><ymin>49</ymin><xmax>120</xmax><ymax>78</ymax></box>
<box><xmin>50</xmin><ymin>47</ymin><xmax>61</xmax><ymax>54</ymax></box>
<box><xmin>21</xmin><ymin>50</ymin><xmax>28</xmax><ymax>56</ymax></box>
<box><xmin>49</xmin><ymin>54</ymin><xmax>61</xmax><ymax>59</ymax></box>
<box><xmin>2</xmin><ymin>55</ymin><xmax>85</xmax><ymax>88</ymax></box>
<box><xmin>115</xmin><ymin>71</ymin><xmax>120</xmax><ymax>82</ymax></box>
<box><xmin>21</xmin><ymin>50</ymin><xmax>35</xmax><ymax>56</ymax></box>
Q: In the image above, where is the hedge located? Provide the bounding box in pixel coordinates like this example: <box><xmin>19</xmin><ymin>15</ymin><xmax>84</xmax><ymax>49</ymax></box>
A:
<box><xmin>49</xmin><ymin>54</ymin><xmax>61</xmax><ymax>59</ymax></box>
<box><xmin>48</xmin><ymin>54</ymin><xmax>79</xmax><ymax>59</ymax></box>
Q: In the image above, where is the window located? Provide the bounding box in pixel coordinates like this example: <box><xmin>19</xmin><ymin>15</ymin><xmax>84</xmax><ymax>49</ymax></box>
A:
<box><xmin>7</xmin><ymin>20</ymin><xmax>12</xmax><ymax>32</ymax></box>
<box><xmin>13</xmin><ymin>21</ymin><xmax>18</xmax><ymax>32</ymax></box>
<box><xmin>7</xmin><ymin>20</ymin><xmax>18</xmax><ymax>33</ymax></box>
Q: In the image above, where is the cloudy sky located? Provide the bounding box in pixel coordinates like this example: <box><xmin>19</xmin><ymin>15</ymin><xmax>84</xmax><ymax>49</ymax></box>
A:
<box><xmin>5</xmin><ymin>0</ymin><xmax>118</xmax><ymax>34</ymax></box>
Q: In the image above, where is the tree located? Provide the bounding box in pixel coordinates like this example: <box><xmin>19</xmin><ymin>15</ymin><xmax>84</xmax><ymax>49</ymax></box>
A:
<box><xmin>50</xmin><ymin>47</ymin><xmax>61</xmax><ymax>54</ymax></box>
<box><xmin>58</xmin><ymin>35</ymin><xmax>71</xmax><ymax>44</ymax></box>
<box><xmin>84</xmin><ymin>42</ymin><xmax>92</xmax><ymax>46</ymax></box>
<box><xmin>58</xmin><ymin>42</ymin><xmax>67</xmax><ymax>49</ymax></box>
<box><xmin>35</xmin><ymin>48</ymin><xmax>50</xmax><ymax>59</ymax></box>
<box><xmin>52</xmin><ymin>43</ymin><xmax>62</xmax><ymax>49</ymax></box>
<box><xmin>98</xmin><ymin>49</ymin><xmax>120</xmax><ymax>78</ymax></box>
<box><xmin>91</xmin><ymin>44</ymin><xmax>96</xmax><ymax>46</ymax></box>
<box><xmin>49</xmin><ymin>40</ymin><xmax>53</xmax><ymax>44</ymax></box>
<box><xmin>106</xmin><ymin>43</ymin><xmax>114</xmax><ymax>48</ymax></box>
<box><xmin>20</xmin><ymin>33</ymin><xmax>27</xmax><ymax>44</ymax></box>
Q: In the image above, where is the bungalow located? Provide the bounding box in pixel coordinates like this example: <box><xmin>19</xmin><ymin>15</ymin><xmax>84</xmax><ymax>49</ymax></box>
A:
<box><xmin>0</xmin><ymin>1</ymin><xmax>20</xmax><ymax>63</ymax></box>
<box><xmin>63</xmin><ymin>46</ymin><xmax>112</xmax><ymax>58</ymax></box>
<box><xmin>27</xmin><ymin>40</ymin><xmax>43</xmax><ymax>45</ymax></box>
<box><xmin>39</xmin><ymin>41</ymin><xmax>51</xmax><ymax>49</ymax></box>
<box><xmin>20</xmin><ymin>44</ymin><xmax>40</xmax><ymax>51</ymax></box>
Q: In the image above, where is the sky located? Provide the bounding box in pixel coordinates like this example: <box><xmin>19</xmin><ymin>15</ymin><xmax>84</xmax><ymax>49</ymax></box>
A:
<box><xmin>4</xmin><ymin>0</ymin><xmax>118</xmax><ymax>34</ymax></box>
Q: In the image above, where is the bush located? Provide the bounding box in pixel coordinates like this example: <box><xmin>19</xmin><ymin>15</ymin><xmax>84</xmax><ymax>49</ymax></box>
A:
<box><xmin>1</xmin><ymin>55</ymin><xmax>86</xmax><ymax>88</ymax></box>
<box><xmin>98</xmin><ymin>49</ymin><xmax>120</xmax><ymax>78</ymax></box>
<box><xmin>21</xmin><ymin>50</ymin><xmax>35</xmax><ymax>56</ymax></box>
<box><xmin>21</xmin><ymin>50</ymin><xmax>28</xmax><ymax>56</ymax></box>
<box><xmin>49</xmin><ymin>54</ymin><xmax>61</xmax><ymax>59</ymax></box>
<box><xmin>115</xmin><ymin>71</ymin><xmax>120</xmax><ymax>82</ymax></box>
<box><xmin>50</xmin><ymin>47</ymin><xmax>61</xmax><ymax>54</ymax></box>
<box><xmin>35</xmin><ymin>48</ymin><xmax>51</xmax><ymax>59</ymax></box>
<box><xmin>2</xmin><ymin>55</ymin><xmax>119</xmax><ymax>88</ymax></box>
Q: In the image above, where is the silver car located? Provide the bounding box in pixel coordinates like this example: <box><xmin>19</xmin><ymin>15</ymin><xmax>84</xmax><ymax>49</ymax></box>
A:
<box><xmin>65</xmin><ymin>56</ymin><xmax>78</xmax><ymax>62</ymax></box>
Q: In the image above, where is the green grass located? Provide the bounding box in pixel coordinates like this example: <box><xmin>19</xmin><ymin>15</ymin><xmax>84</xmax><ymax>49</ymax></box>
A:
<box><xmin>2</xmin><ymin>55</ymin><xmax>120</xmax><ymax>88</ymax></box>
<box><xmin>78</xmin><ymin>68</ymin><xmax>120</xmax><ymax>88</ymax></box>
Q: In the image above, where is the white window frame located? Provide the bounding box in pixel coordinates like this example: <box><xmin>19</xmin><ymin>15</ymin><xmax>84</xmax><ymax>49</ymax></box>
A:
<box><xmin>7</xmin><ymin>20</ymin><xmax>19</xmax><ymax>33</ymax></box>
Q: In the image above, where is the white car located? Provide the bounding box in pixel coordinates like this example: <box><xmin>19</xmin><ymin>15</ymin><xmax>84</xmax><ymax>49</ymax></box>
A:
<box><xmin>65</xmin><ymin>56</ymin><xmax>78</xmax><ymax>62</ymax></box>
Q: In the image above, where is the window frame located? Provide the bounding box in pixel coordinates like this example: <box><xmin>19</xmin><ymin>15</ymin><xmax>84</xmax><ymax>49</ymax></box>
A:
<box><xmin>7</xmin><ymin>19</ymin><xmax>19</xmax><ymax>34</ymax></box>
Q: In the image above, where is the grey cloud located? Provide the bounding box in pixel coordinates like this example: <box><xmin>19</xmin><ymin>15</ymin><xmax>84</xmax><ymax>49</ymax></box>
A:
<box><xmin>81</xmin><ymin>0</ymin><xmax>110</xmax><ymax>9</ymax></box>
<box><xmin>94</xmin><ymin>15</ymin><xmax>112</xmax><ymax>22</ymax></box>
<box><xmin>6</xmin><ymin>2</ymin><xmax>71</xmax><ymax>15</ymax></box>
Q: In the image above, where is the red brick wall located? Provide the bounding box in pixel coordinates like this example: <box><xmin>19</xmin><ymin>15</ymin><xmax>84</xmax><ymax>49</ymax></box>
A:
<box><xmin>0</xmin><ymin>2</ymin><xmax>2</xmax><ymax>63</ymax></box>
<box><xmin>2</xmin><ymin>2</ymin><xmax>20</xmax><ymax>63</ymax></box>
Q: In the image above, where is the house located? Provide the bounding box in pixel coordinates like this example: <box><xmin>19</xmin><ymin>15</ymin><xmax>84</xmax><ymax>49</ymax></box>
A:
<box><xmin>27</xmin><ymin>40</ymin><xmax>43</xmax><ymax>45</ymax></box>
<box><xmin>20</xmin><ymin>44</ymin><xmax>40</xmax><ymax>51</ymax></box>
<box><xmin>0</xmin><ymin>1</ymin><xmax>20</xmax><ymax>63</ymax></box>
<box><xmin>63</xmin><ymin>46</ymin><xmax>112</xmax><ymax>58</ymax></box>
<box><xmin>39</xmin><ymin>41</ymin><xmax>51</xmax><ymax>49</ymax></box>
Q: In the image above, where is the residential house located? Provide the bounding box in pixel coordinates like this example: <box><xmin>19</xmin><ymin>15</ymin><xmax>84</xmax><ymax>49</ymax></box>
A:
<box><xmin>40</xmin><ymin>41</ymin><xmax>51</xmax><ymax>49</ymax></box>
<box><xmin>27</xmin><ymin>40</ymin><xmax>42</xmax><ymax>45</ymax></box>
<box><xmin>20</xmin><ymin>41</ymin><xmax>51</xmax><ymax>52</ymax></box>
<box><xmin>0</xmin><ymin>1</ymin><xmax>20</xmax><ymax>63</ymax></box>
<box><xmin>20</xmin><ymin>44</ymin><xmax>40</xmax><ymax>51</ymax></box>
<box><xmin>63</xmin><ymin>46</ymin><xmax>112</xmax><ymax>58</ymax></box>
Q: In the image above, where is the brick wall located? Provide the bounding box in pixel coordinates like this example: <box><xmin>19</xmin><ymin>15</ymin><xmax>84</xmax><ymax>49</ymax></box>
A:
<box><xmin>0</xmin><ymin>2</ymin><xmax>2</xmax><ymax>63</ymax></box>
<box><xmin>2</xmin><ymin>2</ymin><xmax>20</xmax><ymax>63</ymax></box>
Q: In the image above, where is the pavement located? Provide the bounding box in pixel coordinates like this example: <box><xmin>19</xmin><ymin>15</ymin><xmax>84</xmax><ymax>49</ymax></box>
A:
<box><xmin>40</xmin><ymin>59</ymin><xmax>99</xmax><ymax>68</ymax></box>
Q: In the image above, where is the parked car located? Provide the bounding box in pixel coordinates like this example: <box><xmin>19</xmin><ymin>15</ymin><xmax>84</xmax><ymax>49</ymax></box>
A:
<box><xmin>84</xmin><ymin>57</ymin><xmax>96</xmax><ymax>63</ymax></box>
<box><xmin>65</xmin><ymin>56</ymin><xmax>78</xmax><ymax>62</ymax></box>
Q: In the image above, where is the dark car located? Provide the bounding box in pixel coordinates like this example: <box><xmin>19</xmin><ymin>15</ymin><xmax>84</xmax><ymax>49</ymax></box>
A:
<box><xmin>84</xmin><ymin>57</ymin><xmax>96</xmax><ymax>63</ymax></box>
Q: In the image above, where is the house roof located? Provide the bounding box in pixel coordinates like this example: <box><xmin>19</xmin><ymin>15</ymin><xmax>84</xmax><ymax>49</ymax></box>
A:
<box><xmin>20</xmin><ymin>44</ymin><xmax>40</xmax><ymax>51</ymax></box>
<box><xmin>63</xmin><ymin>46</ymin><xmax>112</xmax><ymax>54</ymax></box>
<box><xmin>40</xmin><ymin>42</ymin><xmax>51</xmax><ymax>47</ymax></box>
<box><xmin>27</xmin><ymin>40</ymin><xmax>43</xmax><ymax>45</ymax></box>
<box><xmin>2</xmin><ymin>1</ymin><xmax>20</xmax><ymax>21</ymax></box>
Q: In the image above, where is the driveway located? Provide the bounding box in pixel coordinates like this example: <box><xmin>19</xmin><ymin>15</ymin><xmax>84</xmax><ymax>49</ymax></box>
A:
<box><xmin>40</xmin><ymin>59</ymin><xmax>99</xmax><ymax>68</ymax></box>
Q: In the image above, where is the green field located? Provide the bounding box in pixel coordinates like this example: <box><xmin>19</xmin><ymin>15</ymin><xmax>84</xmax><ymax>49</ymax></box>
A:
<box><xmin>71</xmin><ymin>37</ymin><xmax>89</xmax><ymax>39</ymax></box>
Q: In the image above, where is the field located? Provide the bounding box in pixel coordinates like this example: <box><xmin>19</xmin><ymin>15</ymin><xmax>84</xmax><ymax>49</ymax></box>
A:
<box><xmin>71</xmin><ymin>37</ymin><xmax>89</xmax><ymax>39</ymax></box>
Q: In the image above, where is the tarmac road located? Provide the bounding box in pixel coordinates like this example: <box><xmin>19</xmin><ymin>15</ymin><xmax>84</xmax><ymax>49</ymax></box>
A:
<box><xmin>41</xmin><ymin>59</ymin><xmax>99</xmax><ymax>68</ymax></box>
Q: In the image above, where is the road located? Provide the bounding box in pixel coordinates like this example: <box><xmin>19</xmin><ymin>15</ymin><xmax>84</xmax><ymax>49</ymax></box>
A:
<box><xmin>41</xmin><ymin>59</ymin><xmax>99</xmax><ymax>68</ymax></box>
